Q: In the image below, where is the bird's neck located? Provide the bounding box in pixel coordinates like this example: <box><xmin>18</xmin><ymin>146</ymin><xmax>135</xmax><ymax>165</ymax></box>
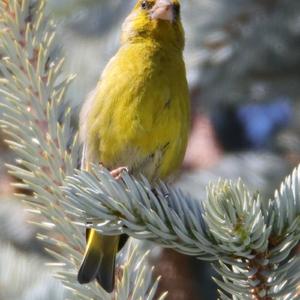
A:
<box><xmin>121</xmin><ymin>37</ymin><xmax>184</xmax><ymax>54</ymax></box>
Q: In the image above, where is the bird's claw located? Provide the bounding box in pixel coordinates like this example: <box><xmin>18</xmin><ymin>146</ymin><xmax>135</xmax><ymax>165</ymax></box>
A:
<box><xmin>110</xmin><ymin>166</ymin><xmax>129</xmax><ymax>180</ymax></box>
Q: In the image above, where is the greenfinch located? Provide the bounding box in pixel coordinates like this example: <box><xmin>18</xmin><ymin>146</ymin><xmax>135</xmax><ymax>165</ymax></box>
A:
<box><xmin>78</xmin><ymin>0</ymin><xmax>190</xmax><ymax>293</ymax></box>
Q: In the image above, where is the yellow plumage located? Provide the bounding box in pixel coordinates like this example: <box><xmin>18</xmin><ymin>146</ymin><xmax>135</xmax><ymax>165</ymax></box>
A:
<box><xmin>78</xmin><ymin>0</ymin><xmax>190</xmax><ymax>292</ymax></box>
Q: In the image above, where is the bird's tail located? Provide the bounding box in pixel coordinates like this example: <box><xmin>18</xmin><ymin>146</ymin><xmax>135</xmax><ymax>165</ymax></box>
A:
<box><xmin>78</xmin><ymin>228</ymin><xmax>119</xmax><ymax>293</ymax></box>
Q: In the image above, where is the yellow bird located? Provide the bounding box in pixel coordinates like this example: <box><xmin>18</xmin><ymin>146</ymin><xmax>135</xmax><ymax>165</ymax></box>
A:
<box><xmin>78</xmin><ymin>0</ymin><xmax>190</xmax><ymax>292</ymax></box>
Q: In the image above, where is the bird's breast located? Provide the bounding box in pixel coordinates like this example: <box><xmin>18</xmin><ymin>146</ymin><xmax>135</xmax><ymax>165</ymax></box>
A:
<box><xmin>83</xmin><ymin>42</ymin><xmax>190</xmax><ymax>181</ymax></box>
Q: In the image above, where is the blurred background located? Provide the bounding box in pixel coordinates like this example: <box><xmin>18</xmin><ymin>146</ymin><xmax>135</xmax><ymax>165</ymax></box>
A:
<box><xmin>1</xmin><ymin>0</ymin><xmax>300</xmax><ymax>299</ymax></box>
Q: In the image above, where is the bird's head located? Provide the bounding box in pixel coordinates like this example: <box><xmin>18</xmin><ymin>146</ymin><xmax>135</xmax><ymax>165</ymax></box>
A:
<box><xmin>121</xmin><ymin>0</ymin><xmax>184</xmax><ymax>50</ymax></box>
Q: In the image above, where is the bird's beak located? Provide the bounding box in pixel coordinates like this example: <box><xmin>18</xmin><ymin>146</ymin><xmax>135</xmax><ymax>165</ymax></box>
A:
<box><xmin>150</xmin><ymin>0</ymin><xmax>174</xmax><ymax>22</ymax></box>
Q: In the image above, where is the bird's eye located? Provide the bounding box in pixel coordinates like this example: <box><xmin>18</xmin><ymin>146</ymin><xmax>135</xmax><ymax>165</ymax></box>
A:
<box><xmin>141</xmin><ymin>0</ymin><xmax>149</xmax><ymax>10</ymax></box>
<box><xmin>173</xmin><ymin>3</ymin><xmax>180</xmax><ymax>17</ymax></box>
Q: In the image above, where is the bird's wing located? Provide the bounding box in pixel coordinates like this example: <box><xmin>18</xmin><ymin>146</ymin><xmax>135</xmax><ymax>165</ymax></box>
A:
<box><xmin>79</xmin><ymin>88</ymin><xmax>98</xmax><ymax>170</ymax></box>
<box><xmin>79</xmin><ymin>55</ymin><xmax>119</xmax><ymax>170</ymax></box>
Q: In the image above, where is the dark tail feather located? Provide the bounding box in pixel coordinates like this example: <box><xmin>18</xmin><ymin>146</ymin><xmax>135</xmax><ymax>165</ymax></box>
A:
<box><xmin>78</xmin><ymin>228</ymin><xmax>103</xmax><ymax>284</ymax></box>
<box><xmin>96</xmin><ymin>234</ymin><xmax>127</xmax><ymax>292</ymax></box>
<box><xmin>96</xmin><ymin>250</ymin><xmax>116</xmax><ymax>293</ymax></box>
<box><xmin>77</xmin><ymin>228</ymin><xmax>119</xmax><ymax>293</ymax></box>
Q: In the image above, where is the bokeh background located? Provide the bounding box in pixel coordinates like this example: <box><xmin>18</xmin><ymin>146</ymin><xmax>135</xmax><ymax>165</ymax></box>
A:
<box><xmin>1</xmin><ymin>0</ymin><xmax>300</xmax><ymax>299</ymax></box>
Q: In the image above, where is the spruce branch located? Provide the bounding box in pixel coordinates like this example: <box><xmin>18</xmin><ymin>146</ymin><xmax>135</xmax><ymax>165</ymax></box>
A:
<box><xmin>64</xmin><ymin>165</ymin><xmax>300</xmax><ymax>299</ymax></box>
<box><xmin>114</xmin><ymin>241</ymin><xmax>168</xmax><ymax>300</ymax></box>
<box><xmin>64</xmin><ymin>167</ymin><xmax>215</xmax><ymax>258</ymax></box>
<box><xmin>206</xmin><ymin>179</ymin><xmax>299</xmax><ymax>300</ymax></box>
<box><xmin>0</xmin><ymin>0</ymin><xmax>165</xmax><ymax>299</ymax></box>
<box><xmin>0</xmin><ymin>242</ymin><xmax>65</xmax><ymax>300</ymax></box>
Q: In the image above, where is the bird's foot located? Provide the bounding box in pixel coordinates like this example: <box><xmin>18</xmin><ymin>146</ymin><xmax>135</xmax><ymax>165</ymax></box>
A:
<box><xmin>110</xmin><ymin>166</ymin><xmax>129</xmax><ymax>180</ymax></box>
